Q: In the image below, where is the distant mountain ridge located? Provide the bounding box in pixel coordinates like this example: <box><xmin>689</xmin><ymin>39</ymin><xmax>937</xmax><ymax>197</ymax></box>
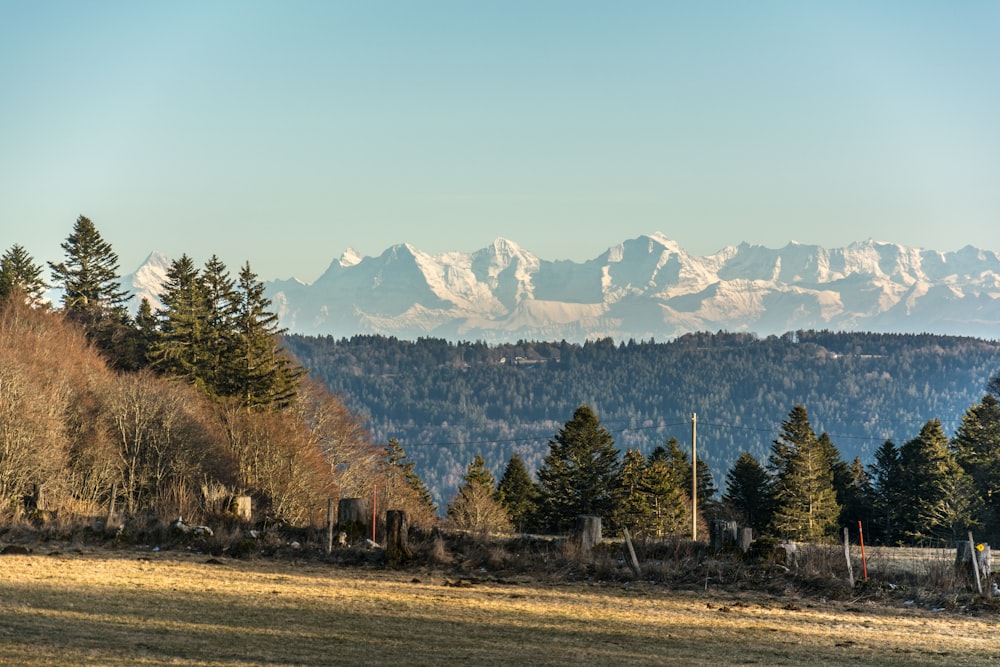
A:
<box><xmin>125</xmin><ymin>234</ymin><xmax>1000</xmax><ymax>342</ymax></box>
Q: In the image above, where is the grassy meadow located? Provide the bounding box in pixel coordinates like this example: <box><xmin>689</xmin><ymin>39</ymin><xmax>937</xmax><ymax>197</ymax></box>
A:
<box><xmin>0</xmin><ymin>546</ymin><xmax>997</xmax><ymax>666</ymax></box>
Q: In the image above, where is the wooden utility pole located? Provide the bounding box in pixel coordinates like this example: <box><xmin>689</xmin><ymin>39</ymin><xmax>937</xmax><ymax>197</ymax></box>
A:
<box><xmin>692</xmin><ymin>412</ymin><xmax>697</xmax><ymax>542</ymax></box>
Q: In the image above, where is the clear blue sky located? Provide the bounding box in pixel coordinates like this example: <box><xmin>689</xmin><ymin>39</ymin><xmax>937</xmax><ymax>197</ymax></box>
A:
<box><xmin>3</xmin><ymin>1</ymin><xmax>999</xmax><ymax>282</ymax></box>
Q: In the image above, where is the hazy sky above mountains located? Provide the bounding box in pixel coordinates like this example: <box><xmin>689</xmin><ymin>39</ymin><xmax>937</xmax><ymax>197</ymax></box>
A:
<box><xmin>3</xmin><ymin>1</ymin><xmax>999</xmax><ymax>282</ymax></box>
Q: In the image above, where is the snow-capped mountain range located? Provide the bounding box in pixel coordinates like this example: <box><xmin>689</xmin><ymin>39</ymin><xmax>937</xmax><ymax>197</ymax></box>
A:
<box><xmin>126</xmin><ymin>233</ymin><xmax>1000</xmax><ymax>342</ymax></box>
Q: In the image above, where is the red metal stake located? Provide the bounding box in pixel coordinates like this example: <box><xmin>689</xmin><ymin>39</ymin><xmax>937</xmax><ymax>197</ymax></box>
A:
<box><xmin>372</xmin><ymin>484</ymin><xmax>377</xmax><ymax>543</ymax></box>
<box><xmin>858</xmin><ymin>520</ymin><xmax>868</xmax><ymax>581</ymax></box>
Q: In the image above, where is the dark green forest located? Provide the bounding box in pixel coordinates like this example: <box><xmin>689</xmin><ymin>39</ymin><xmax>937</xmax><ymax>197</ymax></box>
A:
<box><xmin>286</xmin><ymin>331</ymin><xmax>1000</xmax><ymax>508</ymax></box>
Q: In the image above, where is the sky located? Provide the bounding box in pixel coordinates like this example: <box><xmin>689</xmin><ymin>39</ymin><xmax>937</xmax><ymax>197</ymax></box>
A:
<box><xmin>3</xmin><ymin>1</ymin><xmax>1000</xmax><ymax>283</ymax></box>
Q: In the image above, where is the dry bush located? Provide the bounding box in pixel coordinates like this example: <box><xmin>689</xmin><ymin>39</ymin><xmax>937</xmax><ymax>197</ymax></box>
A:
<box><xmin>293</xmin><ymin>380</ymin><xmax>379</xmax><ymax>499</ymax></box>
<box><xmin>102</xmin><ymin>372</ymin><xmax>237</xmax><ymax>522</ymax></box>
<box><xmin>219</xmin><ymin>402</ymin><xmax>335</xmax><ymax>526</ymax></box>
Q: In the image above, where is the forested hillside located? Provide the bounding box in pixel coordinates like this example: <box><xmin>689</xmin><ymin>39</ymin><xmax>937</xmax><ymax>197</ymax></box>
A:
<box><xmin>286</xmin><ymin>331</ymin><xmax>1000</xmax><ymax>507</ymax></box>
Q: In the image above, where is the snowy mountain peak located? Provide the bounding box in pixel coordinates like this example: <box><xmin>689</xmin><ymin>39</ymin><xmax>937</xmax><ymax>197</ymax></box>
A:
<box><xmin>124</xmin><ymin>235</ymin><xmax>1000</xmax><ymax>342</ymax></box>
<box><xmin>338</xmin><ymin>247</ymin><xmax>363</xmax><ymax>267</ymax></box>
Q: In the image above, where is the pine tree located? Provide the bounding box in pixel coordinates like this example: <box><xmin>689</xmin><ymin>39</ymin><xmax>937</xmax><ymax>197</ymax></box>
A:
<box><xmin>48</xmin><ymin>216</ymin><xmax>130</xmax><ymax>321</ymax></box>
<box><xmin>446</xmin><ymin>454</ymin><xmax>511</xmax><ymax>535</ymax></box>
<box><xmin>199</xmin><ymin>255</ymin><xmax>238</xmax><ymax>396</ymax></box>
<box><xmin>952</xmin><ymin>395</ymin><xmax>1000</xmax><ymax>542</ymax></box>
<box><xmin>899</xmin><ymin>419</ymin><xmax>979</xmax><ymax>544</ymax></box>
<box><xmin>869</xmin><ymin>440</ymin><xmax>904</xmax><ymax>544</ymax></box>
<box><xmin>651</xmin><ymin>437</ymin><xmax>716</xmax><ymax>511</ymax></box>
<box><xmin>383</xmin><ymin>438</ymin><xmax>437</xmax><ymax>515</ymax></box>
<box><xmin>769</xmin><ymin>405</ymin><xmax>841</xmax><ymax>541</ymax></box>
<box><xmin>149</xmin><ymin>255</ymin><xmax>209</xmax><ymax>388</ymax></box>
<box><xmin>496</xmin><ymin>453</ymin><xmax>540</xmax><ymax>533</ymax></box>
<box><xmin>0</xmin><ymin>244</ymin><xmax>48</xmax><ymax>305</ymax></box>
<box><xmin>536</xmin><ymin>405</ymin><xmax>620</xmax><ymax>533</ymax></box>
<box><xmin>48</xmin><ymin>216</ymin><xmax>133</xmax><ymax>364</ymax></box>
<box><xmin>615</xmin><ymin>449</ymin><xmax>687</xmax><ymax>538</ymax></box>
<box><xmin>723</xmin><ymin>451</ymin><xmax>773</xmax><ymax>533</ymax></box>
<box><xmin>614</xmin><ymin>449</ymin><xmax>654</xmax><ymax>535</ymax></box>
<box><xmin>229</xmin><ymin>262</ymin><xmax>303</xmax><ymax>408</ymax></box>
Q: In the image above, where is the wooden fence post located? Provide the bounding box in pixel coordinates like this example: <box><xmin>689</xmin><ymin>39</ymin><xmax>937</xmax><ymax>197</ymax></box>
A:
<box><xmin>842</xmin><ymin>527</ymin><xmax>854</xmax><ymax>588</ymax></box>
<box><xmin>621</xmin><ymin>527</ymin><xmax>641</xmax><ymax>577</ymax></box>
<box><xmin>968</xmin><ymin>531</ymin><xmax>983</xmax><ymax>595</ymax></box>
<box><xmin>326</xmin><ymin>499</ymin><xmax>335</xmax><ymax>554</ymax></box>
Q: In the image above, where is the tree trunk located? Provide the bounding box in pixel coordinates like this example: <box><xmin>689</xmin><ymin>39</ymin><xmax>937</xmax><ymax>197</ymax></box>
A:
<box><xmin>385</xmin><ymin>510</ymin><xmax>411</xmax><ymax>564</ymax></box>
<box><xmin>573</xmin><ymin>515</ymin><xmax>602</xmax><ymax>555</ymax></box>
<box><xmin>337</xmin><ymin>497</ymin><xmax>369</xmax><ymax>541</ymax></box>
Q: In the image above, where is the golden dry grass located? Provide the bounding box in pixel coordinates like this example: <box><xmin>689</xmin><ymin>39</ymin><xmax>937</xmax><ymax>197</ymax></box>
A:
<box><xmin>0</xmin><ymin>547</ymin><xmax>996</xmax><ymax>666</ymax></box>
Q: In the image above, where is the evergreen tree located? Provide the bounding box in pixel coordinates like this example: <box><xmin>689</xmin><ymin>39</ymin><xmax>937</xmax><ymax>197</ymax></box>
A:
<box><xmin>0</xmin><ymin>244</ymin><xmax>48</xmax><ymax>305</ymax></box>
<box><xmin>651</xmin><ymin>437</ymin><xmax>716</xmax><ymax>510</ymax></box>
<box><xmin>615</xmin><ymin>449</ymin><xmax>687</xmax><ymax>538</ymax></box>
<box><xmin>952</xmin><ymin>395</ymin><xmax>1000</xmax><ymax>542</ymax></box>
<box><xmin>723</xmin><ymin>451</ymin><xmax>773</xmax><ymax>533</ymax></box>
<box><xmin>229</xmin><ymin>262</ymin><xmax>303</xmax><ymax>408</ymax></box>
<box><xmin>836</xmin><ymin>457</ymin><xmax>874</xmax><ymax>531</ymax></box>
<box><xmin>496</xmin><ymin>453</ymin><xmax>540</xmax><ymax>533</ymax></box>
<box><xmin>48</xmin><ymin>216</ymin><xmax>133</xmax><ymax>364</ymax></box>
<box><xmin>614</xmin><ymin>449</ymin><xmax>654</xmax><ymax>535</ymax></box>
<box><xmin>48</xmin><ymin>216</ymin><xmax>130</xmax><ymax>321</ymax></box>
<box><xmin>383</xmin><ymin>438</ymin><xmax>436</xmax><ymax>514</ymax></box>
<box><xmin>869</xmin><ymin>440</ymin><xmax>904</xmax><ymax>544</ymax></box>
<box><xmin>899</xmin><ymin>419</ymin><xmax>979</xmax><ymax>543</ymax></box>
<box><xmin>200</xmin><ymin>255</ymin><xmax>238</xmax><ymax>396</ymax></box>
<box><xmin>769</xmin><ymin>405</ymin><xmax>841</xmax><ymax>541</ymax></box>
<box><xmin>446</xmin><ymin>454</ymin><xmax>511</xmax><ymax>535</ymax></box>
<box><xmin>149</xmin><ymin>255</ymin><xmax>209</xmax><ymax>387</ymax></box>
<box><xmin>536</xmin><ymin>405</ymin><xmax>620</xmax><ymax>533</ymax></box>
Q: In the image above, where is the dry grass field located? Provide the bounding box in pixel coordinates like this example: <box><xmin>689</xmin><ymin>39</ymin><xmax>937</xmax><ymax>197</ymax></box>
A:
<box><xmin>0</xmin><ymin>545</ymin><xmax>997</xmax><ymax>666</ymax></box>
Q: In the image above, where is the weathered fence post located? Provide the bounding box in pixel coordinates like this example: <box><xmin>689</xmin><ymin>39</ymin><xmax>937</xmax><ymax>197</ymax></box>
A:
<box><xmin>106</xmin><ymin>482</ymin><xmax>117</xmax><ymax>531</ymax></box>
<box><xmin>385</xmin><ymin>510</ymin><xmax>411</xmax><ymax>564</ymax></box>
<box><xmin>573</xmin><ymin>515</ymin><xmax>602</xmax><ymax>556</ymax></box>
<box><xmin>957</xmin><ymin>533</ymin><xmax>988</xmax><ymax>594</ymax></box>
<box><xmin>621</xmin><ymin>527</ymin><xmax>641</xmax><ymax>577</ymax></box>
<box><xmin>337</xmin><ymin>497</ymin><xmax>369</xmax><ymax>542</ymax></box>
<box><xmin>326</xmin><ymin>499</ymin><xmax>335</xmax><ymax>554</ymax></box>
<box><xmin>843</xmin><ymin>527</ymin><xmax>854</xmax><ymax>588</ymax></box>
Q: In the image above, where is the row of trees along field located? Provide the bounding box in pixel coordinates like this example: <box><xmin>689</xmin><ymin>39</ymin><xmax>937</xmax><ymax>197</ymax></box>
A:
<box><xmin>446</xmin><ymin>397</ymin><xmax>1000</xmax><ymax>547</ymax></box>
<box><xmin>4</xmin><ymin>216</ymin><xmax>1000</xmax><ymax>547</ymax></box>
<box><xmin>284</xmin><ymin>332</ymin><xmax>1000</xmax><ymax>517</ymax></box>
<box><xmin>0</xmin><ymin>216</ymin><xmax>438</xmax><ymax>529</ymax></box>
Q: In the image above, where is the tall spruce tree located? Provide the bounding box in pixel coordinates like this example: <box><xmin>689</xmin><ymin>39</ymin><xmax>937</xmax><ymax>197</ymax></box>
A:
<box><xmin>869</xmin><ymin>440</ymin><xmax>904</xmax><ymax>544</ymax></box>
<box><xmin>0</xmin><ymin>244</ymin><xmax>48</xmax><ymax>305</ymax></box>
<box><xmin>536</xmin><ymin>405</ymin><xmax>620</xmax><ymax>533</ymax></box>
<box><xmin>723</xmin><ymin>451</ymin><xmax>773</xmax><ymax>534</ymax></box>
<box><xmin>200</xmin><ymin>255</ymin><xmax>238</xmax><ymax>397</ymax></box>
<box><xmin>149</xmin><ymin>255</ymin><xmax>209</xmax><ymax>388</ymax></box>
<box><xmin>614</xmin><ymin>449</ymin><xmax>687</xmax><ymax>538</ymax></box>
<box><xmin>496</xmin><ymin>453</ymin><xmax>540</xmax><ymax>533</ymax></box>
<box><xmin>230</xmin><ymin>262</ymin><xmax>303</xmax><ymax>408</ymax></box>
<box><xmin>952</xmin><ymin>395</ymin><xmax>1000</xmax><ymax>542</ymax></box>
<box><xmin>769</xmin><ymin>405</ymin><xmax>841</xmax><ymax>541</ymax></box>
<box><xmin>48</xmin><ymin>216</ymin><xmax>130</xmax><ymax>321</ymax></box>
<box><xmin>899</xmin><ymin>419</ymin><xmax>978</xmax><ymax>543</ymax></box>
<box><xmin>48</xmin><ymin>216</ymin><xmax>134</xmax><ymax>364</ymax></box>
<box><xmin>383</xmin><ymin>438</ymin><xmax>437</xmax><ymax>514</ymax></box>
